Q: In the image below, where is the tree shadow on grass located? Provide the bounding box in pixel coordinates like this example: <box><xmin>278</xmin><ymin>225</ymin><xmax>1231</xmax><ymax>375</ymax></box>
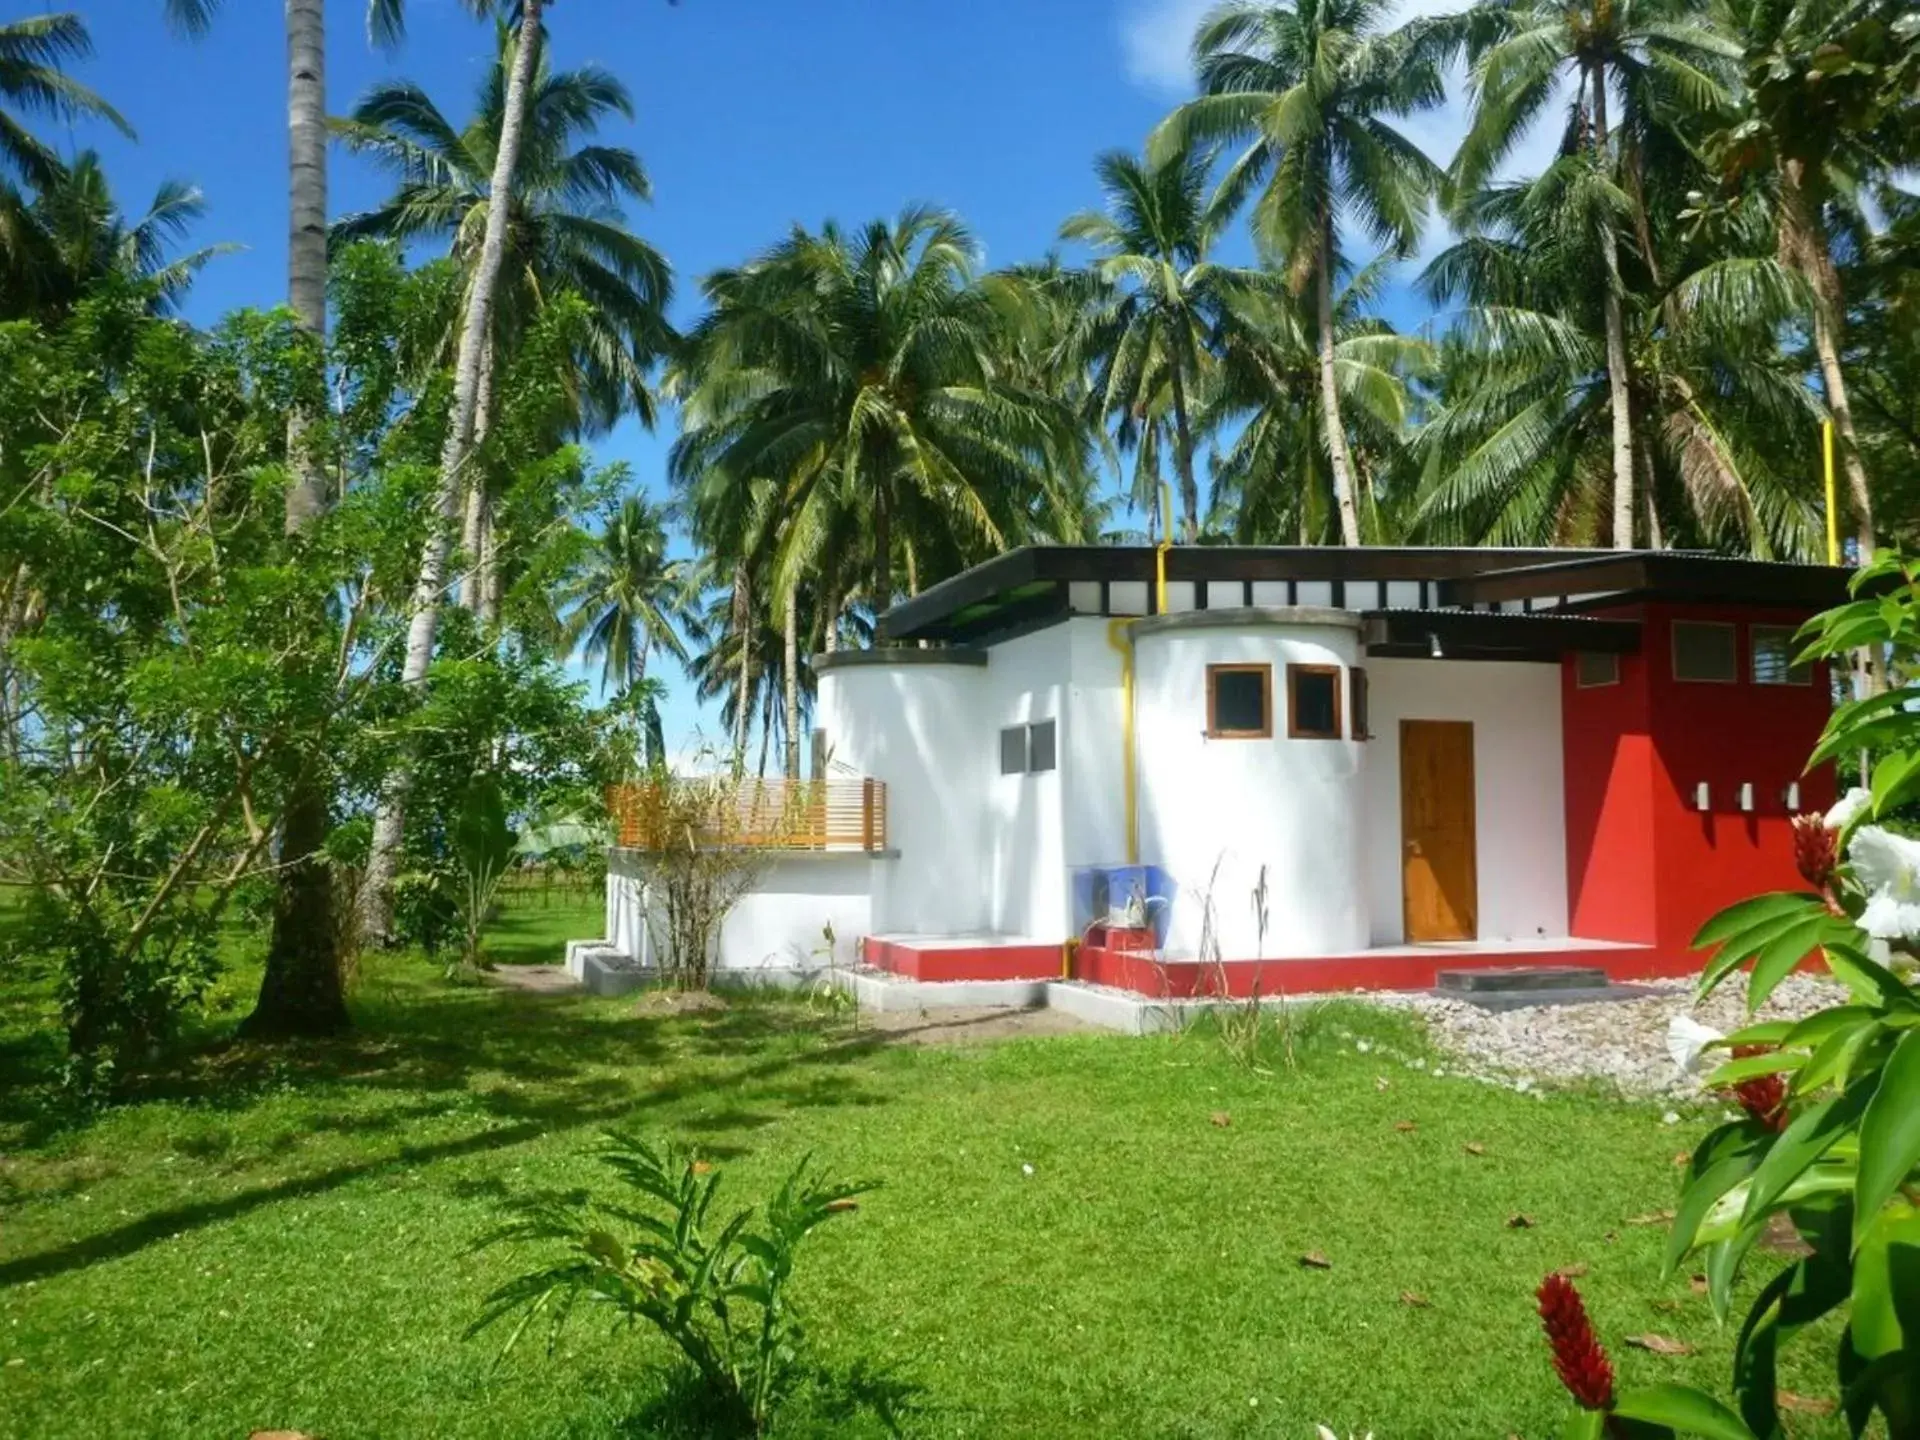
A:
<box><xmin>0</xmin><ymin>980</ymin><xmax>901</xmax><ymax>1289</ymax></box>
<box><xmin>615</xmin><ymin>1359</ymin><xmax>925</xmax><ymax>1439</ymax></box>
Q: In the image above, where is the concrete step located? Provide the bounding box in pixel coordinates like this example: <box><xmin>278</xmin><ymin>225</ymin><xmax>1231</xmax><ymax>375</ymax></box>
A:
<box><xmin>1434</xmin><ymin>983</ymin><xmax>1663</xmax><ymax>1013</ymax></box>
<box><xmin>1436</xmin><ymin>965</ymin><xmax>1610</xmax><ymax>995</ymax></box>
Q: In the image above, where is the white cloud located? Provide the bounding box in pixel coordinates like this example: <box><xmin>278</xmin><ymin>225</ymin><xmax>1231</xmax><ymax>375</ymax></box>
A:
<box><xmin>1117</xmin><ymin>0</ymin><xmax>1215</xmax><ymax>95</ymax></box>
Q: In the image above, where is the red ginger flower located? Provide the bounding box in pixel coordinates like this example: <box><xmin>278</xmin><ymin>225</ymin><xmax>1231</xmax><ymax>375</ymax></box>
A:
<box><xmin>1792</xmin><ymin>813</ymin><xmax>1839</xmax><ymax>893</ymax></box>
<box><xmin>1727</xmin><ymin>1044</ymin><xmax>1789</xmax><ymax>1133</ymax></box>
<box><xmin>1537</xmin><ymin>1273</ymin><xmax>1615</xmax><ymax>1410</ymax></box>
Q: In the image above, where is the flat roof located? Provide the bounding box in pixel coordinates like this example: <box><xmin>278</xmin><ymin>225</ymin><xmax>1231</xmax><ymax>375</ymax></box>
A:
<box><xmin>878</xmin><ymin>545</ymin><xmax>1852</xmax><ymax>646</ymax></box>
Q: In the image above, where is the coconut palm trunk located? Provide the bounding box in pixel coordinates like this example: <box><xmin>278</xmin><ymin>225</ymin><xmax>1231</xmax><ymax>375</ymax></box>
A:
<box><xmin>731</xmin><ymin>561</ymin><xmax>751</xmax><ymax>766</ymax></box>
<box><xmin>1168</xmin><ymin>352</ymin><xmax>1200</xmax><ymax>542</ymax></box>
<box><xmin>458</xmin><ymin>334</ymin><xmax>497</xmax><ymax>615</ymax></box>
<box><xmin>360</xmin><ymin>3</ymin><xmax>545</xmax><ymax>942</ymax></box>
<box><xmin>1589</xmin><ymin>62</ymin><xmax>1636</xmax><ymax>550</ymax></box>
<box><xmin>1314</xmin><ymin>217</ymin><xmax>1363</xmax><ymax>547</ymax></box>
<box><xmin>782</xmin><ymin>584</ymin><xmax>799</xmax><ymax>780</ymax></box>
<box><xmin>245</xmin><ymin>0</ymin><xmax>350</xmax><ymax>1037</ymax></box>
<box><xmin>1780</xmin><ymin>161</ymin><xmax>1873</xmax><ymax>561</ymax></box>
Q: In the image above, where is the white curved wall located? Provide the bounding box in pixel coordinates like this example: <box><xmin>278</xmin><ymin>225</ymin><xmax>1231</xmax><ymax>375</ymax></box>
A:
<box><xmin>1133</xmin><ymin>614</ymin><xmax>1368</xmax><ymax>957</ymax></box>
<box><xmin>816</xmin><ymin>659</ymin><xmax>989</xmax><ymax>935</ymax></box>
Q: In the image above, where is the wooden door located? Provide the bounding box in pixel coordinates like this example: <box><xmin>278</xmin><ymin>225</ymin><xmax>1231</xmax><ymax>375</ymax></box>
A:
<box><xmin>1400</xmin><ymin>720</ymin><xmax>1478</xmax><ymax>942</ymax></box>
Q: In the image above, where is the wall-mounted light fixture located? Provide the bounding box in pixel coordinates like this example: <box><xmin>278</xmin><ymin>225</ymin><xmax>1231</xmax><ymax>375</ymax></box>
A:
<box><xmin>1695</xmin><ymin>781</ymin><xmax>1711</xmax><ymax>812</ymax></box>
<box><xmin>1784</xmin><ymin>781</ymin><xmax>1802</xmax><ymax>812</ymax></box>
<box><xmin>1739</xmin><ymin>782</ymin><xmax>1755</xmax><ymax>813</ymax></box>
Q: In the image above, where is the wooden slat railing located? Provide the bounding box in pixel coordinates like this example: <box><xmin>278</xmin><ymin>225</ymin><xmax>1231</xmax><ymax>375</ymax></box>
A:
<box><xmin>608</xmin><ymin>777</ymin><xmax>888</xmax><ymax>853</ymax></box>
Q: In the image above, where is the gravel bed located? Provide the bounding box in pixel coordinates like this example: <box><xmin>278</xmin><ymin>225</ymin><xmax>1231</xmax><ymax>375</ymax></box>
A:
<box><xmin>1353</xmin><ymin>973</ymin><xmax>1842</xmax><ymax>1099</ymax></box>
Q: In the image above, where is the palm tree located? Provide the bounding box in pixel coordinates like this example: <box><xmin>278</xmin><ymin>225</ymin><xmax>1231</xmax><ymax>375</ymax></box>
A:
<box><xmin>1708</xmin><ymin>0</ymin><xmax>1916</xmax><ymax>562</ymax></box>
<box><xmin>1056</xmin><ymin>146</ymin><xmax>1257</xmax><ymax>540</ymax></box>
<box><xmin>0</xmin><ymin>14</ymin><xmax>129</xmax><ymax>193</ymax></box>
<box><xmin>1443</xmin><ymin>0</ymin><xmax>1737</xmax><ymax>546</ymax></box>
<box><xmin>1416</xmin><ymin>164</ymin><xmax>1825</xmax><ymax>554</ymax></box>
<box><xmin>1</xmin><ymin>151</ymin><xmax>229</xmax><ymax>321</ymax></box>
<box><xmin>1203</xmin><ymin>260</ymin><xmax>1427</xmax><ymax>542</ymax></box>
<box><xmin>160</xmin><ymin>0</ymin><xmax>447</xmax><ymax>1034</ymax></box>
<box><xmin>558</xmin><ymin>496</ymin><xmax>692</xmax><ymax>700</ymax></box>
<box><xmin>361</xmin><ymin>1</ymin><xmax>553</xmax><ymax>944</ymax></box>
<box><xmin>1150</xmin><ymin>0</ymin><xmax>1446</xmax><ymax>546</ymax></box>
<box><xmin>334</xmin><ymin>28</ymin><xmax>671</xmax><ymax>618</ymax></box>
<box><xmin>671</xmin><ymin>207</ymin><xmax>1077</xmax><ymax>609</ymax></box>
<box><xmin>334</xmin><ymin>38</ymin><xmax>671</xmax><ymax>438</ymax></box>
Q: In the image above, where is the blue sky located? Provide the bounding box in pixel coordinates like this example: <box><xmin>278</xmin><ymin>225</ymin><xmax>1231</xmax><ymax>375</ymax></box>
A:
<box><xmin>46</xmin><ymin>0</ymin><xmax>1550</xmax><ymax>751</ymax></box>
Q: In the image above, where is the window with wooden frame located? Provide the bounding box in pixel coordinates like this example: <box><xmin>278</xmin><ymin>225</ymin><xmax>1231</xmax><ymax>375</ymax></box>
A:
<box><xmin>1349</xmin><ymin>666</ymin><xmax>1370</xmax><ymax>741</ymax></box>
<box><xmin>1672</xmin><ymin>621</ymin><xmax>1738</xmax><ymax>683</ymax></box>
<box><xmin>1287</xmin><ymin>663</ymin><xmax>1343</xmax><ymax>740</ymax></box>
<box><xmin>1206</xmin><ymin>663</ymin><xmax>1272</xmax><ymax>738</ymax></box>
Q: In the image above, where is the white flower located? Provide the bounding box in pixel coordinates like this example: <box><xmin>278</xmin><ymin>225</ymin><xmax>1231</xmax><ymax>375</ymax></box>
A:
<box><xmin>1850</xmin><ymin>825</ymin><xmax>1920</xmax><ymax>939</ymax></box>
<box><xmin>1666</xmin><ymin>1014</ymin><xmax>1724</xmax><ymax>1076</ymax></box>
<box><xmin>1826</xmin><ymin>786</ymin><xmax>1872</xmax><ymax>831</ymax></box>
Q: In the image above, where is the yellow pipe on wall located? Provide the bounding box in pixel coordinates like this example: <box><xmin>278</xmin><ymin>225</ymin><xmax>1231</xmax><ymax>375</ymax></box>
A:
<box><xmin>1155</xmin><ymin>481</ymin><xmax>1173</xmax><ymax>615</ymax></box>
<box><xmin>1104</xmin><ymin>617</ymin><xmax>1139</xmax><ymax>865</ymax></box>
<box><xmin>1824</xmin><ymin>419</ymin><xmax>1839</xmax><ymax>566</ymax></box>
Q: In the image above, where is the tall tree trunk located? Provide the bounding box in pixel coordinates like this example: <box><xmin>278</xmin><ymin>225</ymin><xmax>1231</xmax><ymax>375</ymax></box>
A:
<box><xmin>731</xmin><ymin>562</ymin><xmax>750</xmax><ymax>766</ymax></box>
<box><xmin>359</xmin><ymin>6</ymin><xmax>545</xmax><ymax>943</ymax></box>
<box><xmin>1314</xmin><ymin>218</ymin><xmax>1363</xmax><ymax>547</ymax></box>
<box><xmin>872</xmin><ymin>483</ymin><xmax>892</xmax><ymax>617</ymax></box>
<box><xmin>1782</xmin><ymin>160</ymin><xmax>1874</xmax><ymax>562</ymax></box>
<box><xmin>1168</xmin><ymin>349</ymin><xmax>1200</xmax><ymax>542</ymax></box>
<box><xmin>245</xmin><ymin>0</ymin><xmax>348</xmax><ymax>1038</ymax></box>
<box><xmin>782</xmin><ymin>584</ymin><xmax>800</xmax><ymax>780</ymax></box>
<box><xmin>822</xmin><ymin>585</ymin><xmax>840</xmax><ymax>654</ymax></box>
<box><xmin>458</xmin><ymin>336</ymin><xmax>497</xmax><ymax>615</ymax></box>
<box><xmin>1590</xmin><ymin>62</ymin><xmax>1636</xmax><ymax>550</ymax></box>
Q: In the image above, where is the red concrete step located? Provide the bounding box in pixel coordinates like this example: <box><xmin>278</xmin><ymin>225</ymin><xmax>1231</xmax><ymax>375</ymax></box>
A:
<box><xmin>863</xmin><ymin>935</ymin><xmax>1062</xmax><ymax>983</ymax></box>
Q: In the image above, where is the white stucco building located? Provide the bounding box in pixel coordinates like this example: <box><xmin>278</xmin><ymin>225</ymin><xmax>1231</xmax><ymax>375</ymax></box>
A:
<box><xmin>589</xmin><ymin>545</ymin><xmax>1846</xmax><ymax>1000</ymax></box>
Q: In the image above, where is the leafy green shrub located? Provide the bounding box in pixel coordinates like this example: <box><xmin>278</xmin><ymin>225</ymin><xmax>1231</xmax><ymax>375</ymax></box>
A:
<box><xmin>472</xmin><ymin>1135</ymin><xmax>878</xmax><ymax>1435</ymax></box>
<box><xmin>1535</xmin><ymin>551</ymin><xmax>1920</xmax><ymax>1438</ymax></box>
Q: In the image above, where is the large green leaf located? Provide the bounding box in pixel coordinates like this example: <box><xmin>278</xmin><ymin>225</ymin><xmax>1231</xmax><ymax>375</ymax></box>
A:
<box><xmin>1667</xmin><ymin>1124</ymin><xmax>1764</xmax><ymax>1276</ymax></box>
<box><xmin>1612</xmin><ymin>1384</ymin><xmax>1758</xmax><ymax>1439</ymax></box>
<box><xmin>1850</xmin><ymin>1202</ymin><xmax>1920</xmax><ymax>1436</ymax></box>
<box><xmin>1794</xmin><ymin>1015</ymin><xmax>1885</xmax><ymax>1098</ymax></box>
<box><xmin>1821</xmin><ymin>945</ymin><xmax>1915</xmax><ymax>1010</ymax></box>
<box><xmin>1853</xmin><ymin>1029</ymin><xmax>1920</xmax><ymax>1246</ymax></box>
<box><xmin>1740</xmin><ymin>1083</ymin><xmax>1876</xmax><ymax>1230</ymax></box>
<box><xmin>1558</xmin><ymin>1409</ymin><xmax>1607</xmax><ymax>1440</ymax></box>
<box><xmin>1704</xmin><ymin>1050</ymin><xmax>1807</xmax><ymax>1087</ymax></box>
<box><xmin>1693</xmin><ymin>892</ymin><xmax>1825</xmax><ymax>951</ymax></box>
<box><xmin>1746</xmin><ymin>914</ymin><xmax>1860</xmax><ymax>1012</ymax></box>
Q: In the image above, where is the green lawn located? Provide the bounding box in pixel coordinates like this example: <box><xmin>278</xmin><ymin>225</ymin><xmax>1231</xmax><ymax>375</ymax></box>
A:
<box><xmin>0</xmin><ymin>921</ymin><xmax>1844</xmax><ymax>1438</ymax></box>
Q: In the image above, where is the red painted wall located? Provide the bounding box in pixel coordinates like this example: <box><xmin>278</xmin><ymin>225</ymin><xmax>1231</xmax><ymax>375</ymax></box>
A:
<box><xmin>1561</xmin><ymin>603</ymin><xmax>1835</xmax><ymax>954</ymax></box>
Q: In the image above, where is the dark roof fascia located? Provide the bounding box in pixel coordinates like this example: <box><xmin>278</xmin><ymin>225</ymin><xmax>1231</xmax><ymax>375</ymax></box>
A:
<box><xmin>878</xmin><ymin>547</ymin><xmax>1125</xmax><ymax>642</ymax></box>
<box><xmin>1441</xmin><ymin>553</ymin><xmax>1851</xmax><ymax>610</ymax></box>
<box><xmin>880</xmin><ymin>545</ymin><xmax>1614</xmax><ymax>642</ymax></box>
<box><xmin>1362</xmin><ymin>609</ymin><xmax>1642</xmax><ymax>662</ymax></box>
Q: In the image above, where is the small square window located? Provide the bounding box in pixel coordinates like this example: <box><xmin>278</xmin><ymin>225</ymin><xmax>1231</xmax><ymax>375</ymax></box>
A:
<box><xmin>1028</xmin><ymin>719</ymin><xmax>1057</xmax><ymax>772</ymax></box>
<box><xmin>1207</xmin><ymin>664</ymin><xmax>1272</xmax><ymax>738</ymax></box>
<box><xmin>1672</xmin><ymin>622</ymin><xmax>1737</xmax><ymax>683</ymax></box>
<box><xmin>1288</xmin><ymin>663</ymin><xmax>1343</xmax><ymax>740</ymax></box>
<box><xmin>1751</xmin><ymin>626</ymin><xmax>1811</xmax><ymax>686</ymax></box>
<box><xmin>1349</xmin><ymin>667</ymin><xmax>1371</xmax><ymax>741</ymax></box>
<box><xmin>999</xmin><ymin>725</ymin><xmax>1028</xmax><ymax>775</ymax></box>
<box><xmin>1576</xmin><ymin>651</ymin><xmax>1620</xmax><ymax>687</ymax></box>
